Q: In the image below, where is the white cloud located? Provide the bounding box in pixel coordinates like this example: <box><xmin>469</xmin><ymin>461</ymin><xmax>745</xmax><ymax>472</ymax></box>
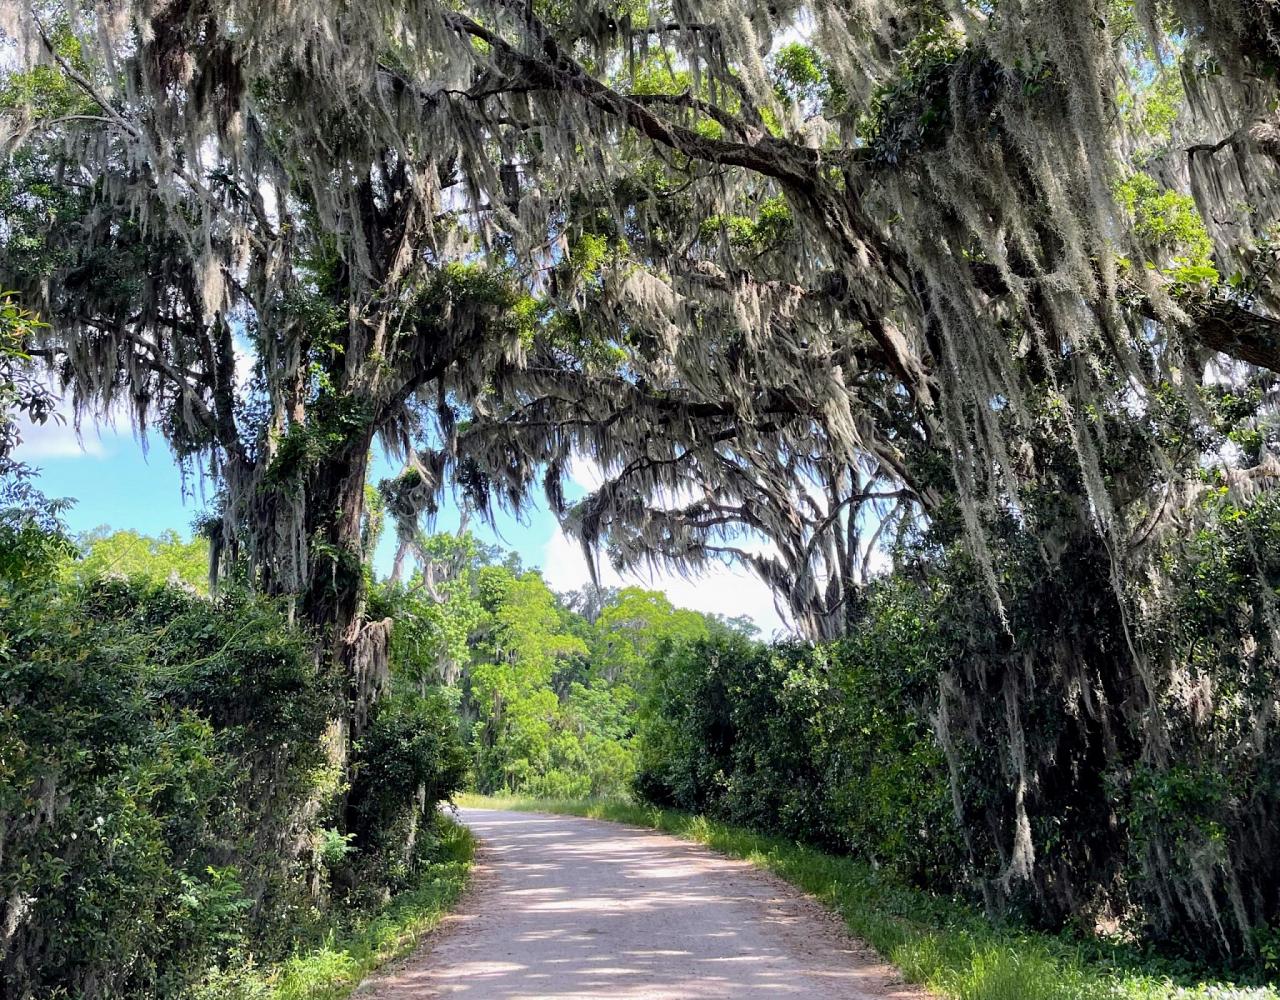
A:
<box><xmin>564</xmin><ymin>452</ymin><xmax>607</xmax><ymax>493</ymax></box>
<box><xmin>539</xmin><ymin>525</ymin><xmax>790</xmax><ymax>638</ymax></box>
<box><xmin>12</xmin><ymin>415</ymin><xmax>110</xmax><ymax>459</ymax></box>
<box><xmin>8</xmin><ymin>373</ymin><xmax>135</xmax><ymax>460</ymax></box>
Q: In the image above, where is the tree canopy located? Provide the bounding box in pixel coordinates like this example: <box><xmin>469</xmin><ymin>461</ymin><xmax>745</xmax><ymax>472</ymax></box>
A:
<box><xmin>2</xmin><ymin>0</ymin><xmax>1278</xmax><ymax>632</ymax></box>
<box><xmin>71</xmin><ymin>526</ymin><xmax>211</xmax><ymax>590</ymax></box>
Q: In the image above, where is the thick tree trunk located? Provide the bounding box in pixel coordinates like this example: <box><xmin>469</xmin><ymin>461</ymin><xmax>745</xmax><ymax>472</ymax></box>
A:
<box><xmin>298</xmin><ymin>430</ymin><xmax>394</xmax><ymax>759</ymax></box>
<box><xmin>296</xmin><ymin>428</ymin><xmax>404</xmax><ymax>852</ymax></box>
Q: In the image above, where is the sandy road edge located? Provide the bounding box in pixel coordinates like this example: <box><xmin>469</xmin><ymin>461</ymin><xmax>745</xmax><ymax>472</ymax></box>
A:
<box><xmin>351</xmin><ymin>812</ymin><xmax>497</xmax><ymax>996</ymax></box>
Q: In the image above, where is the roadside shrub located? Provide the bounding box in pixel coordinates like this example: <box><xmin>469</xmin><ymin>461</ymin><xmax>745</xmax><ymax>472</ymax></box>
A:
<box><xmin>633</xmin><ymin>605</ymin><xmax>963</xmax><ymax>889</ymax></box>
<box><xmin>0</xmin><ymin>575</ymin><xmax>336</xmax><ymax>998</ymax></box>
<box><xmin>345</xmin><ymin>692</ymin><xmax>469</xmax><ymax>898</ymax></box>
<box><xmin>821</xmin><ymin>581</ymin><xmax>964</xmax><ymax>888</ymax></box>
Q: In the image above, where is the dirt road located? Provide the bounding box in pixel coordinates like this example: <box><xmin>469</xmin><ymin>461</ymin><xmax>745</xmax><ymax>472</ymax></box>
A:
<box><xmin>359</xmin><ymin>807</ymin><xmax>929</xmax><ymax>999</ymax></box>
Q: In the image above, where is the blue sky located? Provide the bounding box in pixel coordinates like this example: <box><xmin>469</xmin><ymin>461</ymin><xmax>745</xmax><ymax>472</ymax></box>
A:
<box><xmin>15</xmin><ymin>413</ymin><xmax>789</xmax><ymax>634</ymax></box>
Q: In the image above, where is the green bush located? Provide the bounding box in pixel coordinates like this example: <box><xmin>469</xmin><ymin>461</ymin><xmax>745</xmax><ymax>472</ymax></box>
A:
<box><xmin>345</xmin><ymin>692</ymin><xmax>469</xmax><ymax>896</ymax></box>
<box><xmin>0</xmin><ymin>574</ymin><xmax>337</xmax><ymax>998</ymax></box>
<box><xmin>0</xmin><ymin>533</ymin><xmax>468</xmax><ymax>997</ymax></box>
<box><xmin>634</xmin><ymin>604</ymin><xmax>964</xmax><ymax>888</ymax></box>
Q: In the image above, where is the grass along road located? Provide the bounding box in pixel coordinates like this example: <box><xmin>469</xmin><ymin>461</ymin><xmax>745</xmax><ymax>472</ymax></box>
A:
<box><xmin>197</xmin><ymin>819</ymin><xmax>475</xmax><ymax>1000</ymax></box>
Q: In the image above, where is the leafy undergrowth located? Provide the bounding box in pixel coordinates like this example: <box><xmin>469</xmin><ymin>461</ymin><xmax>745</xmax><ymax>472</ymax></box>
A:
<box><xmin>457</xmin><ymin>795</ymin><xmax>1279</xmax><ymax>1000</ymax></box>
<box><xmin>195</xmin><ymin>818</ymin><xmax>475</xmax><ymax>1000</ymax></box>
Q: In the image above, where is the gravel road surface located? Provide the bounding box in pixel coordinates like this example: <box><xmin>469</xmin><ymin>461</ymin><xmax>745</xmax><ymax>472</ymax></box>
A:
<box><xmin>359</xmin><ymin>807</ymin><xmax>931</xmax><ymax>999</ymax></box>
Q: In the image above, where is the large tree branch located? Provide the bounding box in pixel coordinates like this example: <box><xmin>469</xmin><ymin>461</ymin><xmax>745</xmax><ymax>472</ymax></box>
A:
<box><xmin>1185</xmin><ymin>299</ymin><xmax>1280</xmax><ymax>371</ymax></box>
<box><xmin>972</xmin><ymin>259</ymin><xmax>1280</xmax><ymax>373</ymax></box>
<box><xmin>439</xmin><ymin>9</ymin><xmax>934</xmax><ymax>408</ymax></box>
<box><xmin>441</xmin><ymin>11</ymin><xmax>843</xmax><ymax>183</ymax></box>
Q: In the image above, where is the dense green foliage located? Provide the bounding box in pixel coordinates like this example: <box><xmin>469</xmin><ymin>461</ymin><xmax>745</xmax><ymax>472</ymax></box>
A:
<box><xmin>373</xmin><ymin>530</ymin><xmax>734</xmax><ymax>801</ymax></box>
<box><xmin>635</xmin><ymin>587</ymin><xmax>960</xmax><ymax>890</ymax></box>
<box><xmin>0</xmin><ymin>502</ymin><xmax>468</xmax><ymax>998</ymax></box>
<box><xmin>631</xmin><ymin>481</ymin><xmax>1280</xmax><ymax>971</ymax></box>
<box><xmin>70</xmin><ymin>527</ymin><xmax>211</xmax><ymax>591</ymax></box>
<box><xmin>2</xmin><ymin>572</ymin><xmax>327</xmax><ymax>995</ymax></box>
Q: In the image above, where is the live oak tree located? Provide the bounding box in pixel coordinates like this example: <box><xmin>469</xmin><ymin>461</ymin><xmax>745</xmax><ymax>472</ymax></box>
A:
<box><xmin>8</xmin><ymin>0</ymin><xmax>1280</xmax><ymax>659</ymax></box>
<box><xmin>5</xmin><ymin>0</ymin><xmax>1280</xmax><ymax>955</ymax></box>
<box><xmin>0</xmin><ymin>6</ymin><xmax>538</xmax><ymax>742</ymax></box>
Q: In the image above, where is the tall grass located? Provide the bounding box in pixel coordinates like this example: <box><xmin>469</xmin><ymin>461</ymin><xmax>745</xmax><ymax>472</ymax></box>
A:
<box><xmin>196</xmin><ymin>818</ymin><xmax>475</xmax><ymax>1000</ymax></box>
<box><xmin>456</xmin><ymin>795</ymin><xmax>1278</xmax><ymax>1000</ymax></box>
